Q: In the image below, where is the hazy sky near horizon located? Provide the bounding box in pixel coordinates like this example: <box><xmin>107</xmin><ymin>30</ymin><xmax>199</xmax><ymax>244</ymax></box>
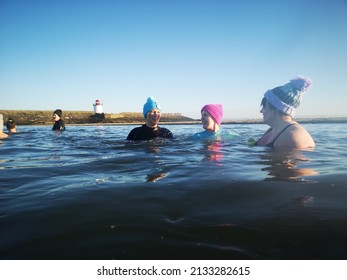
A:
<box><xmin>1</xmin><ymin>0</ymin><xmax>347</xmax><ymax>119</ymax></box>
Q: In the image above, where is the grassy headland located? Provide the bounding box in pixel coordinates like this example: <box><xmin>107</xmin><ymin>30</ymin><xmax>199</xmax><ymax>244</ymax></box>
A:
<box><xmin>0</xmin><ymin>110</ymin><xmax>197</xmax><ymax>125</ymax></box>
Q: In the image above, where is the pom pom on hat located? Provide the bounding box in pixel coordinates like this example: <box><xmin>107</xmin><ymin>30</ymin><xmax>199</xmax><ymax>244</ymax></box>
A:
<box><xmin>143</xmin><ymin>97</ymin><xmax>161</xmax><ymax>118</ymax></box>
<box><xmin>264</xmin><ymin>76</ymin><xmax>313</xmax><ymax>117</ymax></box>
<box><xmin>201</xmin><ymin>104</ymin><xmax>223</xmax><ymax>125</ymax></box>
<box><xmin>289</xmin><ymin>76</ymin><xmax>313</xmax><ymax>92</ymax></box>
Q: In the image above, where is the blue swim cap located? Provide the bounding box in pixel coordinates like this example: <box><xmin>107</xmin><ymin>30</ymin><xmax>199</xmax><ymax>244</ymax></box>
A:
<box><xmin>143</xmin><ymin>97</ymin><xmax>161</xmax><ymax>118</ymax></box>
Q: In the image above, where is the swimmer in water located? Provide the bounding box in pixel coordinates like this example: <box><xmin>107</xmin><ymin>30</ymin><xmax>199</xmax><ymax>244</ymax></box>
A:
<box><xmin>191</xmin><ymin>104</ymin><xmax>238</xmax><ymax>141</ymax></box>
<box><xmin>52</xmin><ymin>109</ymin><xmax>65</xmax><ymax>131</ymax></box>
<box><xmin>255</xmin><ymin>76</ymin><xmax>315</xmax><ymax>150</ymax></box>
<box><xmin>6</xmin><ymin>118</ymin><xmax>17</xmax><ymax>133</ymax></box>
<box><xmin>126</xmin><ymin>97</ymin><xmax>173</xmax><ymax>141</ymax></box>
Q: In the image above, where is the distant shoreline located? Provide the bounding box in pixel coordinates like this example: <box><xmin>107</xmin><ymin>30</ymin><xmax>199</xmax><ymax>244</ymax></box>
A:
<box><xmin>1</xmin><ymin>110</ymin><xmax>347</xmax><ymax>125</ymax></box>
<box><xmin>30</xmin><ymin>118</ymin><xmax>347</xmax><ymax>126</ymax></box>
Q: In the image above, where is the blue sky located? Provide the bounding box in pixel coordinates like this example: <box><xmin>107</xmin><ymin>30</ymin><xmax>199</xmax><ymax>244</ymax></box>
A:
<box><xmin>1</xmin><ymin>0</ymin><xmax>347</xmax><ymax>119</ymax></box>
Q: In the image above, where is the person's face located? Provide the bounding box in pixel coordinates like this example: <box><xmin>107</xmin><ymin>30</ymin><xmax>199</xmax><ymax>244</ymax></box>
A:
<box><xmin>260</xmin><ymin>98</ymin><xmax>274</xmax><ymax>124</ymax></box>
<box><xmin>52</xmin><ymin>113</ymin><xmax>60</xmax><ymax>122</ymax></box>
<box><xmin>146</xmin><ymin>109</ymin><xmax>161</xmax><ymax>127</ymax></box>
<box><xmin>201</xmin><ymin>110</ymin><xmax>215</xmax><ymax>131</ymax></box>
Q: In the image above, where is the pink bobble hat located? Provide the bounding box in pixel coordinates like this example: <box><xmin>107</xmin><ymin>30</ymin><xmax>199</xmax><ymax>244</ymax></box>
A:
<box><xmin>201</xmin><ymin>104</ymin><xmax>223</xmax><ymax>125</ymax></box>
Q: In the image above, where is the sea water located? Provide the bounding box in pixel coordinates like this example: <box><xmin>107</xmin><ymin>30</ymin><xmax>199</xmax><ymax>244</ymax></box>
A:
<box><xmin>1</xmin><ymin>122</ymin><xmax>347</xmax><ymax>259</ymax></box>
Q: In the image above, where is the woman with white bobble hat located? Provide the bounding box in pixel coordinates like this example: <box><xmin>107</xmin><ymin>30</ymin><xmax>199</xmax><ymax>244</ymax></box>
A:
<box><xmin>255</xmin><ymin>76</ymin><xmax>315</xmax><ymax>149</ymax></box>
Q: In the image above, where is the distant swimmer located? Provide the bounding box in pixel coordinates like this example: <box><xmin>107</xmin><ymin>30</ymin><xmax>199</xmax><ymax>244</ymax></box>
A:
<box><xmin>6</xmin><ymin>117</ymin><xmax>17</xmax><ymax>133</ymax></box>
<box><xmin>52</xmin><ymin>109</ymin><xmax>65</xmax><ymax>131</ymax></box>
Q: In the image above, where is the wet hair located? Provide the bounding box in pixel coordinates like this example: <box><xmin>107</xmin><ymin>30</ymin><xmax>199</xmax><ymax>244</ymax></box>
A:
<box><xmin>261</xmin><ymin>97</ymin><xmax>274</xmax><ymax>110</ymax></box>
<box><xmin>6</xmin><ymin>118</ymin><xmax>16</xmax><ymax>130</ymax></box>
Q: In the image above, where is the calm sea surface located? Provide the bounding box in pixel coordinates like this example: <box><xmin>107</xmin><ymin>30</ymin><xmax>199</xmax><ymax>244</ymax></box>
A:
<box><xmin>1</xmin><ymin>123</ymin><xmax>347</xmax><ymax>259</ymax></box>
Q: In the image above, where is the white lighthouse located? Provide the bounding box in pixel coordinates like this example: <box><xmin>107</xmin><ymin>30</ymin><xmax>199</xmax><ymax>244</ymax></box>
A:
<box><xmin>93</xmin><ymin>99</ymin><xmax>103</xmax><ymax>114</ymax></box>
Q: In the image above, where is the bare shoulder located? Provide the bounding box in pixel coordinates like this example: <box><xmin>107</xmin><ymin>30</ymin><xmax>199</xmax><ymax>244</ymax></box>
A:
<box><xmin>0</xmin><ymin>132</ymin><xmax>9</xmax><ymax>139</ymax></box>
<box><xmin>275</xmin><ymin>123</ymin><xmax>315</xmax><ymax>149</ymax></box>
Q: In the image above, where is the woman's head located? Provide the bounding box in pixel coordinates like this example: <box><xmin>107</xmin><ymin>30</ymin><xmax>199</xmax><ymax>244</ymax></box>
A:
<box><xmin>262</xmin><ymin>76</ymin><xmax>312</xmax><ymax>117</ymax></box>
<box><xmin>201</xmin><ymin>104</ymin><xmax>223</xmax><ymax>132</ymax></box>
<box><xmin>260</xmin><ymin>97</ymin><xmax>283</xmax><ymax>124</ymax></box>
<box><xmin>143</xmin><ymin>97</ymin><xmax>161</xmax><ymax>127</ymax></box>
<box><xmin>143</xmin><ymin>97</ymin><xmax>161</xmax><ymax>118</ymax></box>
<box><xmin>6</xmin><ymin>118</ymin><xmax>16</xmax><ymax>132</ymax></box>
<box><xmin>52</xmin><ymin>109</ymin><xmax>63</xmax><ymax>121</ymax></box>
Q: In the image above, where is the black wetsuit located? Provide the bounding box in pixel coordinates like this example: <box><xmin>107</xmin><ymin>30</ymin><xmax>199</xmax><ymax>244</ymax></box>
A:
<box><xmin>126</xmin><ymin>124</ymin><xmax>173</xmax><ymax>141</ymax></box>
<box><xmin>256</xmin><ymin>123</ymin><xmax>295</xmax><ymax>147</ymax></box>
<box><xmin>52</xmin><ymin>119</ymin><xmax>65</xmax><ymax>131</ymax></box>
